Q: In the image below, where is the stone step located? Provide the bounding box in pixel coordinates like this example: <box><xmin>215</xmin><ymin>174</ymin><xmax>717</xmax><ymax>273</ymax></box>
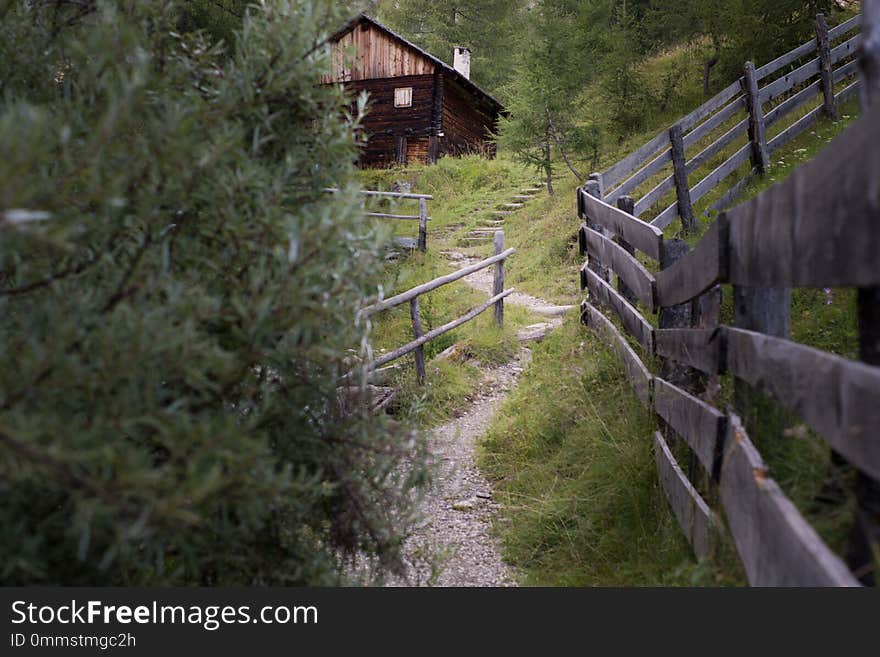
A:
<box><xmin>521</xmin><ymin>188</ymin><xmax>542</xmax><ymax>194</ymax></box>
<box><xmin>498</xmin><ymin>203</ymin><xmax>524</xmax><ymax>209</ymax></box>
<box><xmin>512</xmin><ymin>195</ymin><xmax>535</xmax><ymax>200</ymax></box>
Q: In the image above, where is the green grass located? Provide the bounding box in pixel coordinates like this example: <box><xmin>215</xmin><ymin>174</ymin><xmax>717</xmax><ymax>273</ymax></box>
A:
<box><xmin>479</xmin><ymin>318</ymin><xmax>745</xmax><ymax>586</ymax></box>
<box><xmin>361</xmin><ymin>33</ymin><xmax>868</xmax><ymax>586</ymax></box>
<box><xmin>473</xmin><ymin>71</ymin><xmax>866</xmax><ymax>587</ymax></box>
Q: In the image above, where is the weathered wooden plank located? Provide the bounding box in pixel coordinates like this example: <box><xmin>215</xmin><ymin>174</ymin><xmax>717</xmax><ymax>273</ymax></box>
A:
<box><xmin>832</xmin><ymin>58</ymin><xmax>860</xmax><ymax>84</ymax></box>
<box><xmin>685</xmin><ymin>118</ymin><xmax>749</xmax><ymax>175</ymax></box>
<box><xmin>724</xmin><ymin>326</ymin><xmax>880</xmax><ymax>481</ymax></box>
<box><xmin>650</xmin><ymin>200</ymin><xmax>679</xmax><ymax>231</ymax></box>
<box><xmin>324</xmin><ymin>188</ymin><xmax>433</xmax><ymax>200</ymax></box>
<box><xmin>603</xmin><ymin>78</ymin><xmax>742</xmax><ymax>192</ymax></box>
<box><xmin>727</xmin><ymin>104</ymin><xmax>880</xmax><ymax>288</ymax></box>
<box><xmin>655</xmin><ymin>329</ymin><xmax>722</xmax><ymax>375</ymax></box>
<box><xmin>720</xmin><ymin>414</ymin><xmax>860</xmax><ymax>587</ymax></box>
<box><xmin>364</xmin><ymin>248</ymin><xmax>515</xmax><ymax>315</ymax></box>
<box><xmin>410</xmin><ymin>298</ymin><xmax>426</xmax><ymax>384</ymax></box>
<box><xmin>830</xmin><ymin>33</ymin><xmax>861</xmax><ymax>66</ymax></box>
<box><xmin>493</xmin><ymin>231</ymin><xmax>505</xmax><ymax>327</ymax></box>
<box><xmin>764</xmin><ymin>79</ymin><xmax>822</xmax><ymax>128</ymax></box>
<box><xmin>755</xmin><ymin>37</ymin><xmax>819</xmax><ymax>82</ymax></box>
<box><xmin>669</xmin><ymin>123</ymin><xmax>696</xmax><ymax>233</ymax></box>
<box><xmin>653</xmin><ymin>377</ymin><xmax>726</xmax><ymax>474</ymax></box>
<box><xmin>582</xmin><ymin>302</ymin><xmax>653</xmax><ymax>407</ymax></box>
<box><xmin>828</xmin><ymin>12</ymin><xmax>862</xmax><ymax>41</ymax></box>
<box><xmin>758</xmin><ymin>57</ymin><xmax>821</xmax><ymax>105</ymax></box>
<box><xmin>709</xmin><ymin>167</ymin><xmax>757</xmax><ymax>213</ymax></box>
<box><xmin>655</xmin><ymin>214</ymin><xmax>728</xmax><ymax>308</ymax></box>
<box><xmin>582</xmin><ymin>266</ymin><xmax>655</xmax><ymax>355</ymax></box>
<box><xmin>581</xmin><ymin>226</ymin><xmax>657</xmax><ymax>312</ymax></box>
<box><xmin>744</xmin><ymin>61</ymin><xmax>770</xmax><ymax>173</ymax></box>
<box><xmin>683</xmin><ymin>97</ymin><xmax>747</xmax><ymax>151</ymax></box>
<box><xmin>365</xmin><ymin>212</ymin><xmax>422</xmax><ymax>220</ymax></box>
<box><xmin>689</xmin><ymin>143</ymin><xmax>752</xmax><ymax>205</ymax></box>
<box><xmin>816</xmin><ymin>13</ymin><xmax>838</xmax><ymax>119</ymax></box>
<box><xmin>606</xmin><ymin>147</ymin><xmax>672</xmax><ymax>205</ymax></box>
<box><xmin>633</xmin><ymin>174</ymin><xmax>675</xmax><ymax>217</ymax></box>
<box><xmin>579</xmin><ymin>190</ymin><xmax>664</xmax><ymax>261</ymax></box>
<box><xmin>766</xmin><ymin>102</ymin><xmax>823</xmax><ymax>154</ymax></box>
<box><xmin>679</xmin><ymin>78</ymin><xmax>746</xmax><ymax>133</ymax></box>
<box><xmin>654</xmin><ymin>431</ymin><xmax>716</xmax><ymax>560</ymax></box>
<box><xmin>602</xmin><ymin>130</ymin><xmax>672</xmax><ymax>191</ymax></box>
<box><xmin>368</xmin><ymin>289</ymin><xmax>514</xmax><ymax>371</ymax></box>
<box><xmin>836</xmin><ymin>78</ymin><xmax>861</xmax><ymax>104</ymax></box>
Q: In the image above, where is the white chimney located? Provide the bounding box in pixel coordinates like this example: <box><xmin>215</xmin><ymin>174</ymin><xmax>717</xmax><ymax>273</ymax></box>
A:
<box><xmin>453</xmin><ymin>47</ymin><xmax>471</xmax><ymax>80</ymax></box>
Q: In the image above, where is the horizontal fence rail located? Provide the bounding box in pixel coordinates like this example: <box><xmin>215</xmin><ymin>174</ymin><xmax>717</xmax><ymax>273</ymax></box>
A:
<box><xmin>325</xmin><ymin>188</ymin><xmax>432</xmax><ymax>252</ymax></box>
<box><xmin>596</xmin><ymin>12</ymin><xmax>863</xmax><ymax>233</ymax></box>
<box><xmin>574</xmin><ymin>13</ymin><xmax>879</xmax><ymax>584</ymax></box>
<box><xmin>357</xmin><ymin>231</ymin><xmax>514</xmax><ymax>385</ymax></box>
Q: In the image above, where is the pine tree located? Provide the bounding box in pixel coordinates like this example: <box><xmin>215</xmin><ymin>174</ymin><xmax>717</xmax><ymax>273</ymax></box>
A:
<box><xmin>0</xmin><ymin>0</ymin><xmax>428</xmax><ymax>585</ymax></box>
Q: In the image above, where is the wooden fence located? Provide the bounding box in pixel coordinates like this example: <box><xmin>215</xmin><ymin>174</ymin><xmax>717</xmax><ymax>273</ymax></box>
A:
<box><xmin>590</xmin><ymin>13</ymin><xmax>863</xmax><ymax>233</ymax></box>
<box><xmin>576</xmin><ymin>11</ymin><xmax>880</xmax><ymax>586</ymax></box>
<box><xmin>326</xmin><ymin>188</ymin><xmax>432</xmax><ymax>252</ymax></box>
<box><xmin>360</xmin><ymin>231</ymin><xmax>513</xmax><ymax>384</ymax></box>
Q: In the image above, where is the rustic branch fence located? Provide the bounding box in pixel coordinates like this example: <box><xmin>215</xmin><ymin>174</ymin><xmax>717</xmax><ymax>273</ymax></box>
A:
<box><xmin>360</xmin><ymin>230</ymin><xmax>513</xmax><ymax>384</ymax></box>
<box><xmin>325</xmin><ymin>188</ymin><xmax>432</xmax><ymax>252</ymax></box>
<box><xmin>590</xmin><ymin>13</ymin><xmax>863</xmax><ymax>233</ymax></box>
<box><xmin>576</xmin><ymin>11</ymin><xmax>880</xmax><ymax>586</ymax></box>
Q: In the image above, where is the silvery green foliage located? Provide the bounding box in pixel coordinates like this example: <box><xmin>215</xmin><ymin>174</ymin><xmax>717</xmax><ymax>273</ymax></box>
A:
<box><xmin>0</xmin><ymin>0</ymin><xmax>428</xmax><ymax>585</ymax></box>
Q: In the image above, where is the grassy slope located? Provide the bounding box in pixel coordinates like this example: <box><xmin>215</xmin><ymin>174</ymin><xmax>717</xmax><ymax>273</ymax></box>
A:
<box><xmin>363</xmin><ymin>14</ymin><xmax>864</xmax><ymax>584</ymax></box>
<box><xmin>358</xmin><ymin>157</ymin><xmax>541</xmax><ymax>427</ymax></box>
<box><xmin>477</xmin><ymin>100</ymin><xmax>863</xmax><ymax>586</ymax></box>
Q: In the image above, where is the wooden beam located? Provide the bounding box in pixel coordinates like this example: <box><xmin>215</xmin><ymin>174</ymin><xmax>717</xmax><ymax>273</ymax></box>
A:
<box><xmin>368</xmin><ymin>289</ymin><xmax>514</xmax><ymax>371</ymax></box>
<box><xmin>655</xmin><ymin>329</ymin><xmax>722</xmax><ymax>375</ymax></box>
<box><xmin>493</xmin><ymin>231</ymin><xmax>505</xmax><ymax>327</ymax></box>
<box><xmin>606</xmin><ymin>148</ymin><xmax>672</xmax><ymax>205</ymax></box>
<box><xmin>744</xmin><ymin>61</ymin><xmax>770</xmax><ymax>173</ymax></box>
<box><xmin>653</xmin><ymin>377</ymin><xmax>726</xmax><ymax>475</ymax></box>
<box><xmin>364</xmin><ymin>247</ymin><xmax>515</xmax><ymax>315</ymax></box>
<box><xmin>720</xmin><ymin>414</ymin><xmax>860</xmax><ymax>587</ymax></box>
<box><xmin>816</xmin><ymin>13</ymin><xmax>838</xmax><ymax>119</ymax></box>
<box><xmin>669</xmin><ymin>123</ymin><xmax>696</xmax><ymax>234</ymax></box>
<box><xmin>726</xmin><ymin>105</ymin><xmax>880</xmax><ymax>289</ymax></box>
<box><xmin>683</xmin><ymin>97</ymin><xmax>747</xmax><ymax>151</ymax></box>
<box><xmin>582</xmin><ymin>302</ymin><xmax>653</xmax><ymax>407</ymax></box>
<box><xmin>579</xmin><ymin>190</ymin><xmax>664</xmax><ymax>261</ymax></box>
<box><xmin>655</xmin><ymin>214</ymin><xmax>728</xmax><ymax>308</ymax></box>
<box><xmin>724</xmin><ymin>326</ymin><xmax>880</xmax><ymax>481</ymax></box>
<box><xmin>654</xmin><ymin>431</ymin><xmax>717</xmax><ymax>560</ymax></box>
<box><xmin>582</xmin><ymin>266</ymin><xmax>655</xmax><ymax>355</ymax></box>
<box><xmin>581</xmin><ymin>225</ymin><xmax>657</xmax><ymax>312</ymax></box>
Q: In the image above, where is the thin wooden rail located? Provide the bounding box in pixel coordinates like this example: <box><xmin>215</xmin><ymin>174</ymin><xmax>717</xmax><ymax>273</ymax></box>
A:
<box><xmin>368</xmin><ymin>289</ymin><xmax>514</xmax><ymax>372</ymax></box>
<box><xmin>364</xmin><ymin>247</ymin><xmax>515</xmax><ymax>316</ymax></box>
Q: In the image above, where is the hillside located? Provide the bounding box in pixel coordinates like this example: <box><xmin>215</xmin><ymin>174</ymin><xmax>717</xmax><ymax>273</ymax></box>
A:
<box><xmin>362</xmin><ymin>35</ymin><xmax>865</xmax><ymax>585</ymax></box>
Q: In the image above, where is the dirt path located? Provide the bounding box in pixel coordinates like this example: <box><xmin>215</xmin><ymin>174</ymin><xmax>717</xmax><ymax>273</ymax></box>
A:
<box><xmin>389</xmin><ymin>251</ymin><xmax>572</xmax><ymax>587</ymax></box>
<box><xmin>391</xmin><ymin>348</ymin><xmax>529</xmax><ymax>586</ymax></box>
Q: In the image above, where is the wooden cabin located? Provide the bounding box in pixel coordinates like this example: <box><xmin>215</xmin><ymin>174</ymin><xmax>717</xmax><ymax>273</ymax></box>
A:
<box><xmin>323</xmin><ymin>14</ymin><xmax>505</xmax><ymax>168</ymax></box>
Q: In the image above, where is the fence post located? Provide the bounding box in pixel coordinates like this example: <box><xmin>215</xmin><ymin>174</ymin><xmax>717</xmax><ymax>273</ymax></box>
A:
<box><xmin>418</xmin><ymin>197</ymin><xmax>428</xmax><ymax>253</ymax></box>
<box><xmin>743</xmin><ymin>61</ymin><xmax>770</xmax><ymax>174</ymax></box>
<box><xmin>848</xmin><ymin>3</ymin><xmax>880</xmax><ymax>585</ymax></box>
<box><xmin>815</xmin><ymin>13</ymin><xmax>838</xmax><ymax>120</ymax></box>
<box><xmin>669</xmin><ymin>123</ymin><xmax>696</xmax><ymax>234</ymax></box>
<box><xmin>615</xmin><ymin>195</ymin><xmax>638</xmax><ymax>306</ymax></box>
<box><xmin>410</xmin><ymin>297</ymin><xmax>426</xmax><ymax>385</ymax></box>
<box><xmin>585</xmin><ymin>175</ymin><xmax>611</xmax><ymax>282</ymax></box>
<box><xmin>493</xmin><ymin>231</ymin><xmax>505</xmax><ymax>328</ymax></box>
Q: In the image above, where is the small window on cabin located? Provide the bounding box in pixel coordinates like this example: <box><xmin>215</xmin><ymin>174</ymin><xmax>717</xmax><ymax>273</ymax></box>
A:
<box><xmin>394</xmin><ymin>87</ymin><xmax>413</xmax><ymax>108</ymax></box>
